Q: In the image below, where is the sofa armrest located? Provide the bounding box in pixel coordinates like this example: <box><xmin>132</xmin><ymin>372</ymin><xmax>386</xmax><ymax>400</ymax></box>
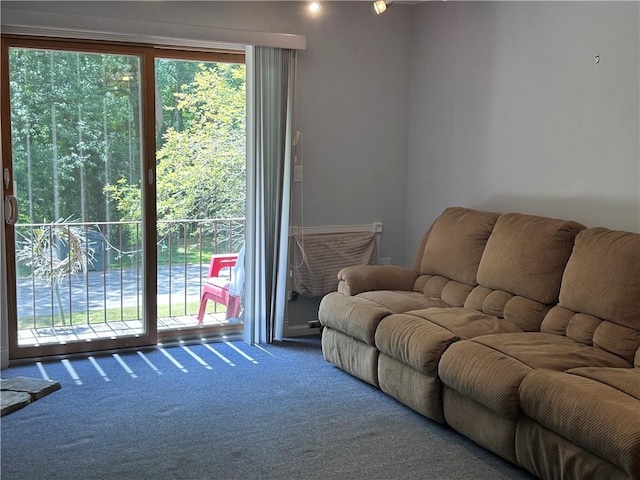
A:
<box><xmin>337</xmin><ymin>265</ymin><xmax>419</xmax><ymax>296</ymax></box>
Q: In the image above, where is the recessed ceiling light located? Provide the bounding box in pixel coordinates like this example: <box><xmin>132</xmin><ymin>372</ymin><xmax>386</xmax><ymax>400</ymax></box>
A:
<box><xmin>309</xmin><ymin>2</ymin><xmax>321</xmax><ymax>14</ymax></box>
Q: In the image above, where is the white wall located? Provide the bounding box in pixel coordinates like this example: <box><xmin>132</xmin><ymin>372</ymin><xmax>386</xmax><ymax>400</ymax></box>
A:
<box><xmin>406</xmin><ymin>1</ymin><xmax>640</xmax><ymax>259</ymax></box>
<box><xmin>1</xmin><ymin>1</ymin><xmax>413</xmax><ymax>334</ymax></box>
<box><xmin>284</xmin><ymin>2</ymin><xmax>413</xmax><ymax>330</ymax></box>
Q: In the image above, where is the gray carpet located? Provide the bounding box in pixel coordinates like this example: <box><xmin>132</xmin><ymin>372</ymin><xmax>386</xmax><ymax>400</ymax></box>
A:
<box><xmin>0</xmin><ymin>337</ymin><xmax>535</xmax><ymax>480</ymax></box>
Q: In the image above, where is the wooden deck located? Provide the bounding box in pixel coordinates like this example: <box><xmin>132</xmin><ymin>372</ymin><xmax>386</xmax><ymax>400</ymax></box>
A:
<box><xmin>16</xmin><ymin>313</ymin><xmax>239</xmax><ymax>347</ymax></box>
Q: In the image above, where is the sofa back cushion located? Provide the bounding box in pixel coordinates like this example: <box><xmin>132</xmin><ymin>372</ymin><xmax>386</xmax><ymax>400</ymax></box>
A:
<box><xmin>464</xmin><ymin>213</ymin><xmax>585</xmax><ymax>331</ymax></box>
<box><xmin>417</xmin><ymin>207</ymin><xmax>500</xmax><ymax>286</ymax></box>
<box><xmin>560</xmin><ymin>228</ymin><xmax>639</xmax><ymax>328</ymax></box>
<box><xmin>542</xmin><ymin>228</ymin><xmax>640</xmax><ymax>363</ymax></box>
<box><xmin>477</xmin><ymin>213</ymin><xmax>585</xmax><ymax>304</ymax></box>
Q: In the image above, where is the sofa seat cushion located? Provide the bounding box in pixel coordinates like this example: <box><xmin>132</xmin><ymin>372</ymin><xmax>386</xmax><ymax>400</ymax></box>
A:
<box><xmin>318</xmin><ymin>291</ymin><xmax>446</xmax><ymax>345</ymax></box>
<box><xmin>439</xmin><ymin>333</ymin><xmax>632</xmax><ymax>420</ymax></box>
<box><xmin>410</xmin><ymin>307</ymin><xmax>524</xmax><ymax>338</ymax></box>
<box><xmin>375</xmin><ymin>314</ymin><xmax>458</xmax><ymax>377</ymax></box>
<box><xmin>357</xmin><ymin>290</ymin><xmax>448</xmax><ymax>312</ymax></box>
<box><xmin>375</xmin><ymin>308</ymin><xmax>522</xmax><ymax>376</ymax></box>
<box><xmin>319</xmin><ymin>292</ymin><xmax>392</xmax><ymax>345</ymax></box>
<box><xmin>519</xmin><ymin>367</ymin><xmax>640</xmax><ymax>478</ymax></box>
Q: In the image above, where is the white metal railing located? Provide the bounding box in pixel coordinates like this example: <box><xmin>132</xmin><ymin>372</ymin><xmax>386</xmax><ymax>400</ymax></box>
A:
<box><xmin>14</xmin><ymin>218</ymin><xmax>244</xmax><ymax>333</ymax></box>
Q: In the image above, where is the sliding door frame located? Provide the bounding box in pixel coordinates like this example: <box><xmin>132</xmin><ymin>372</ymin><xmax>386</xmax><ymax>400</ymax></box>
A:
<box><xmin>2</xmin><ymin>35</ymin><xmax>249</xmax><ymax>359</ymax></box>
<box><xmin>1</xmin><ymin>35</ymin><xmax>158</xmax><ymax>359</ymax></box>
<box><xmin>152</xmin><ymin>48</ymin><xmax>246</xmax><ymax>344</ymax></box>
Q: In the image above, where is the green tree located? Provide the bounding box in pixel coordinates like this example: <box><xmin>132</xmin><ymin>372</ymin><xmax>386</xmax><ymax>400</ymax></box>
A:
<box><xmin>9</xmin><ymin>48</ymin><xmax>141</xmax><ymax>226</ymax></box>
<box><xmin>155</xmin><ymin>59</ymin><xmax>200</xmax><ymax>147</ymax></box>
<box><xmin>9</xmin><ymin>48</ymin><xmax>244</xmax><ymax>237</ymax></box>
<box><xmin>108</xmin><ymin>61</ymin><xmax>246</xmax><ymax>228</ymax></box>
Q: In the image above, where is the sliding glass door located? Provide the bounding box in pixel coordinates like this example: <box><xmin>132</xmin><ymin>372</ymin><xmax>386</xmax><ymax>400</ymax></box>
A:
<box><xmin>1</xmin><ymin>37</ymin><xmax>246</xmax><ymax>358</ymax></box>
<box><xmin>2</xmin><ymin>36</ymin><xmax>246</xmax><ymax>359</ymax></box>
<box><xmin>2</xmin><ymin>37</ymin><xmax>156</xmax><ymax>359</ymax></box>
<box><xmin>153</xmin><ymin>54</ymin><xmax>246</xmax><ymax>339</ymax></box>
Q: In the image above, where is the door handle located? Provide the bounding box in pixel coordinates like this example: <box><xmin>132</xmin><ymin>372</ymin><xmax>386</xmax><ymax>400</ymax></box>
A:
<box><xmin>4</xmin><ymin>195</ymin><xmax>18</xmax><ymax>225</ymax></box>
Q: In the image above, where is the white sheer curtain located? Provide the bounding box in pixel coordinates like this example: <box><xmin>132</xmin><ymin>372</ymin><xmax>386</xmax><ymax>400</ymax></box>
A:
<box><xmin>244</xmin><ymin>46</ymin><xmax>296</xmax><ymax>344</ymax></box>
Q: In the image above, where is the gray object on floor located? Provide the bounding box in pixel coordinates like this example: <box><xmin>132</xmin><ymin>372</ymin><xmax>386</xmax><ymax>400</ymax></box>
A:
<box><xmin>1</xmin><ymin>376</ymin><xmax>61</xmax><ymax>416</ymax></box>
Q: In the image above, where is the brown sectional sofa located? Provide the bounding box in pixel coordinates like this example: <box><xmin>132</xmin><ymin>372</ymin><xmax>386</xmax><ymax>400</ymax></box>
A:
<box><xmin>318</xmin><ymin>207</ymin><xmax>640</xmax><ymax>480</ymax></box>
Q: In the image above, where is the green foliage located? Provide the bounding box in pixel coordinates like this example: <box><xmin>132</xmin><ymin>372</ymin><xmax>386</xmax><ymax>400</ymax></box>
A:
<box><xmin>9</xmin><ymin>48</ymin><xmax>245</xmax><ymax>258</ymax></box>
<box><xmin>155</xmin><ymin>58</ymin><xmax>200</xmax><ymax>146</ymax></box>
<box><xmin>157</xmin><ymin>63</ymin><xmax>246</xmax><ymax>220</ymax></box>
<box><xmin>9</xmin><ymin>48</ymin><xmax>141</xmax><ymax>225</ymax></box>
<box><xmin>103</xmin><ymin>178</ymin><xmax>141</xmax><ymax>220</ymax></box>
<box><xmin>108</xmin><ymin>60</ymin><xmax>246</xmax><ymax>231</ymax></box>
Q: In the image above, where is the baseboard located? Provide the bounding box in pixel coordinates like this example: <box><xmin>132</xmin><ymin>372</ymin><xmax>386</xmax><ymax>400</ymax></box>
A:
<box><xmin>284</xmin><ymin>320</ymin><xmax>321</xmax><ymax>337</ymax></box>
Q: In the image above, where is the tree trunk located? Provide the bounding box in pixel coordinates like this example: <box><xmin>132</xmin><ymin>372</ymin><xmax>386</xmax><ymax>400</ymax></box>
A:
<box><xmin>79</xmin><ymin>106</ymin><xmax>87</xmax><ymax>222</ymax></box>
<box><xmin>52</xmin><ymin>104</ymin><xmax>60</xmax><ymax>222</ymax></box>
<box><xmin>102</xmin><ymin>57</ymin><xmax>111</xmax><ymax>266</ymax></box>
<box><xmin>50</xmin><ymin>52</ymin><xmax>60</xmax><ymax>222</ymax></box>
<box><xmin>77</xmin><ymin>56</ymin><xmax>88</xmax><ymax>222</ymax></box>
<box><xmin>26</xmin><ymin>119</ymin><xmax>34</xmax><ymax>223</ymax></box>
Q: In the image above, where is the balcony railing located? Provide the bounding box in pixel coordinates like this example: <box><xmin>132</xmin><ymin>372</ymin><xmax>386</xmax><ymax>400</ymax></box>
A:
<box><xmin>14</xmin><ymin>218</ymin><xmax>245</xmax><ymax>346</ymax></box>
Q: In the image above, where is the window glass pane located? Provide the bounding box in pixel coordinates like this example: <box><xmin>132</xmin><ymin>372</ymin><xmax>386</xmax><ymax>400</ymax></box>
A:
<box><xmin>8</xmin><ymin>47</ymin><xmax>144</xmax><ymax>343</ymax></box>
<box><xmin>154</xmin><ymin>57</ymin><xmax>246</xmax><ymax>325</ymax></box>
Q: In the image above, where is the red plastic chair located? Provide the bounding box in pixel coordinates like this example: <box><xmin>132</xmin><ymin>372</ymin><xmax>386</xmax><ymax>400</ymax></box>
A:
<box><xmin>196</xmin><ymin>253</ymin><xmax>241</xmax><ymax>325</ymax></box>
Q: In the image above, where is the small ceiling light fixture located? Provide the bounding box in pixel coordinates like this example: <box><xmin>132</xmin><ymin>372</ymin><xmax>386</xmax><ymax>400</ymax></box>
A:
<box><xmin>373</xmin><ymin>1</ymin><xmax>389</xmax><ymax>15</ymax></box>
<box><xmin>309</xmin><ymin>1</ymin><xmax>321</xmax><ymax>14</ymax></box>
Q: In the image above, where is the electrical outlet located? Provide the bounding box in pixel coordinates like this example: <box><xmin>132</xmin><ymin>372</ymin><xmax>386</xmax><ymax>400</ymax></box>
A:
<box><xmin>294</xmin><ymin>165</ymin><xmax>303</xmax><ymax>182</ymax></box>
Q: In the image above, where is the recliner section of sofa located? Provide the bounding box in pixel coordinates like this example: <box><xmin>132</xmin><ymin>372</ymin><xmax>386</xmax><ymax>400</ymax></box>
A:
<box><xmin>318</xmin><ymin>207</ymin><xmax>500</xmax><ymax>387</ymax></box>
<box><xmin>517</xmin><ymin>367</ymin><xmax>640</xmax><ymax>480</ymax></box>
<box><xmin>374</xmin><ymin>212</ymin><xmax>585</xmax><ymax>423</ymax></box>
<box><xmin>439</xmin><ymin>228</ymin><xmax>640</xmax><ymax>478</ymax></box>
<box><xmin>318</xmin><ymin>207</ymin><xmax>640</xmax><ymax>480</ymax></box>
